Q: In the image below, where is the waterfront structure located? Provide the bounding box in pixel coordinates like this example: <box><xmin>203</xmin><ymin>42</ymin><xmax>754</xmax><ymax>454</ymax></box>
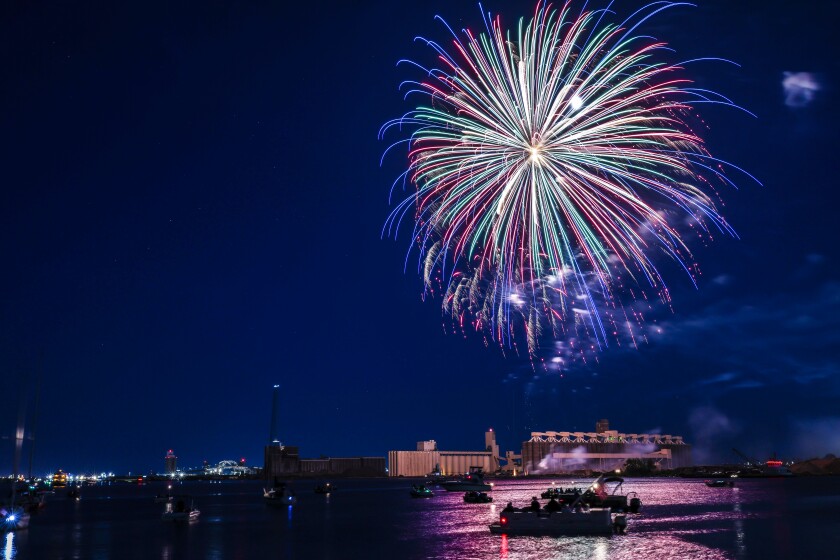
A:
<box><xmin>204</xmin><ymin>459</ymin><xmax>258</xmax><ymax>476</ymax></box>
<box><xmin>521</xmin><ymin>419</ymin><xmax>693</xmax><ymax>473</ymax></box>
<box><xmin>263</xmin><ymin>445</ymin><xmax>385</xmax><ymax>478</ymax></box>
<box><xmin>164</xmin><ymin>450</ymin><xmax>177</xmax><ymax>474</ymax></box>
<box><xmin>501</xmin><ymin>450</ymin><xmax>523</xmax><ymax>475</ymax></box>
<box><xmin>388</xmin><ymin>430</ymin><xmax>501</xmax><ymax>477</ymax></box>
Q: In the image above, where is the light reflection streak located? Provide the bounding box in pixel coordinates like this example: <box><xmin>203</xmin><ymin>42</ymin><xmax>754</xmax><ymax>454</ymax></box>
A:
<box><xmin>3</xmin><ymin>532</ymin><xmax>14</xmax><ymax>560</ymax></box>
<box><xmin>733</xmin><ymin>488</ymin><xmax>746</xmax><ymax>558</ymax></box>
<box><xmin>415</xmin><ymin>478</ymin><xmax>747</xmax><ymax>559</ymax></box>
<box><xmin>499</xmin><ymin>534</ymin><xmax>508</xmax><ymax>558</ymax></box>
<box><xmin>592</xmin><ymin>540</ymin><xmax>608</xmax><ymax>560</ymax></box>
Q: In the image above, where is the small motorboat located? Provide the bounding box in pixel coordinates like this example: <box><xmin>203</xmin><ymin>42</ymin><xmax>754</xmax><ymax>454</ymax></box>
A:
<box><xmin>541</xmin><ymin>486</ymin><xmax>564</xmax><ymax>500</ymax></box>
<box><xmin>441</xmin><ymin>467</ymin><xmax>492</xmax><ymax>492</ymax></box>
<box><xmin>705</xmin><ymin>479</ymin><xmax>735</xmax><ymax>488</ymax></box>
<box><xmin>161</xmin><ymin>497</ymin><xmax>200</xmax><ymax>522</ymax></box>
<box><xmin>464</xmin><ymin>491</ymin><xmax>493</xmax><ymax>503</ymax></box>
<box><xmin>490</xmin><ymin>508</ymin><xmax>625</xmax><ymax>536</ymax></box>
<box><xmin>314</xmin><ymin>483</ymin><xmax>336</xmax><ymax>494</ymax></box>
<box><xmin>410</xmin><ymin>484</ymin><xmax>434</xmax><ymax>498</ymax></box>
<box><xmin>536</xmin><ymin>475</ymin><xmax>643</xmax><ymax>513</ymax></box>
<box><xmin>264</xmin><ymin>483</ymin><xmax>297</xmax><ymax>506</ymax></box>
<box><xmin>541</xmin><ymin>477</ymin><xmax>642</xmax><ymax>513</ymax></box>
<box><xmin>19</xmin><ymin>489</ymin><xmax>47</xmax><ymax>513</ymax></box>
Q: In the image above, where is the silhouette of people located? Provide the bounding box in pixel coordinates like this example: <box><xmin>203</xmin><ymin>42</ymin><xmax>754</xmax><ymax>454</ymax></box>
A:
<box><xmin>503</xmin><ymin>501</ymin><xmax>515</xmax><ymax>512</ymax></box>
<box><xmin>614</xmin><ymin>514</ymin><xmax>627</xmax><ymax>534</ymax></box>
<box><xmin>544</xmin><ymin>497</ymin><xmax>561</xmax><ymax>512</ymax></box>
<box><xmin>530</xmin><ymin>496</ymin><xmax>540</xmax><ymax>511</ymax></box>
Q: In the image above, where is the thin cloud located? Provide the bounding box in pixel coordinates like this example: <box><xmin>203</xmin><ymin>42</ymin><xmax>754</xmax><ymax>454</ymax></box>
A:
<box><xmin>782</xmin><ymin>71</ymin><xmax>820</xmax><ymax>108</ymax></box>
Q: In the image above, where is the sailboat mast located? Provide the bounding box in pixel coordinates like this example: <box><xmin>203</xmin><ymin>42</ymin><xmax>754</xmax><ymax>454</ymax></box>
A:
<box><xmin>27</xmin><ymin>369</ymin><xmax>41</xmax><ymax>480</ymax></box>
<box><xmin>11</xmin><ymin>382</ymin><xmax>28</xmax><ymax>509</ymax></box>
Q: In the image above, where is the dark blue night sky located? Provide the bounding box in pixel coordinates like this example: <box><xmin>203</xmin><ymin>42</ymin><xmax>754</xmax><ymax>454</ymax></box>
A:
<box><xmin>1</xmin><ymin>0</ymin><xmax>837</xmax><ymax>474</ymax></box>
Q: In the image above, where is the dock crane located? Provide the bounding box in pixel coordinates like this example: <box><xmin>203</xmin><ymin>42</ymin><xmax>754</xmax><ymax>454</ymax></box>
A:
<box><xmin>732</xmin><ymin>448</ymin><xmax>791</xmax><ymax>476</ymax></box>
<box><xmin>731</xmin><ymin>448</ymin><xmax>761</xmax><ymax>467</ymax></box>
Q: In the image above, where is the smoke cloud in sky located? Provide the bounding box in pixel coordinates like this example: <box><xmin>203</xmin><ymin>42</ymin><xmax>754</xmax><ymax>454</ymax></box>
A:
<box><xmin>782</xmin><ymin>72</ymin><xmax>820</xmax><ymax>107</ymax></box>
<box><xmin>689</xmin><ymin>406</ymin><xmax>741</xmax><ymax>464</ymax></box>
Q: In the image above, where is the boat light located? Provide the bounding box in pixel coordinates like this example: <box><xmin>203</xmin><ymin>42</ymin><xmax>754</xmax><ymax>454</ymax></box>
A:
<box><xmin>500</xmin><ymin>516</ymin><xmax>508</xmax><ymax>525</ymax></box>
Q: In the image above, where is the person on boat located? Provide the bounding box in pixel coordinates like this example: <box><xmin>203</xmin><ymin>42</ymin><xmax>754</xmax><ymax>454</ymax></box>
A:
<box><xmin>544</xmin><ymin>497</ymin><xmax>562</xmax><ymax>512</ymax></box>
<box><xmin>502</xmin><ymin>502</ymin><xmax>515</xmax><ymax>512</ymax></box>
<box><xmin>613</xmin><ymin>514</ymin><xmax>627</xmax><ymax>534</ymax></box>
<box><xmin>529</xmin><ymin>497</ymin><xmax>540</xmax><ymax>511</ymax></box>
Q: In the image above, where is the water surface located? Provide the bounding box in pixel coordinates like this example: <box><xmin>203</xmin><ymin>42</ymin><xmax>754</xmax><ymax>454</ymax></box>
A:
<box><xmin>5</xmin><ymin>477</ymin><xmax>838</xmax><ymax>559</ymax></box>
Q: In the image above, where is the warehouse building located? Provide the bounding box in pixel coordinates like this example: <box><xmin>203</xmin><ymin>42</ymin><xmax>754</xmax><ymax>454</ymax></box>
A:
<box><xmin>521</xmin><ymin>419</ymin><xmax>693</xmax><ymax>473</ymax></box>
<box><xmin>264</xmin><ymin>445</ymin><xmax>385</xmax><ymax>478</ymax></box>
<box><xmin>388</xmin><ymin>430</ymin><xmax>501</xmax><ymax>477</ymax></box>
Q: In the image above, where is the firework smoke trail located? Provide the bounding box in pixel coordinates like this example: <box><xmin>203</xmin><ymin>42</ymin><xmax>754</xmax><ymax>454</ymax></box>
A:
<box><xmin>381</xmin><ymin>1</ymin><xmax>758</xmax><ymax>356</ymax></box>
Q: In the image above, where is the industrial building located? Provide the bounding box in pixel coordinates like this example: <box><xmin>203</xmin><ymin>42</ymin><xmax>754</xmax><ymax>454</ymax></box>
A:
<box><xmin>388</xmin><ymin>430</ymin><xmax>501</xmax><ymax>477</ymax></box>
<box><xmin>521</xmin><ymin>419</ymin><xmax>693</xmax><ymax>473</ymax></box>
<box><xmin>262</xmin><ymin>384</ymin><xmax>386</xmax><ymax>478</ymax></box>
<box><xmin>264</xmin><ymin>445</ymin><xmax>385</xmax><ymax>478</ymax></box>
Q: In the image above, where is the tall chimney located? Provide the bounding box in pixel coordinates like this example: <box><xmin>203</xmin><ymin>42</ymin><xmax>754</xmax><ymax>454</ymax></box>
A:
<box><xmin>269</xmin><ymin>384</ymin><xmax>281</xmax><ymax>446</ymax></box>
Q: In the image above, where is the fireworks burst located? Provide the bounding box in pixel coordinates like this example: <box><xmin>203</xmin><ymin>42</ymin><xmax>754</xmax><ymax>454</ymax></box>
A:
<box><xmin>381</xmin><ymin>1</ymin><xmax>757</xmax><ymax>357</ymax></box>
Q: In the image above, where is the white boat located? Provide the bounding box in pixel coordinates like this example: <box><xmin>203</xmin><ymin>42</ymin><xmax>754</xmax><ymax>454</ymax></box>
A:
<box><xmin>441</xmin><ymin>467</ymin><xmax>492</xmax><ymax>492</ymax></box>
<box><xmin>264</xmin><ymin>484</ymin><xmax>297</xmax><ymax>506</ymax></box>
<box><xmin>161</xmin><ymin>497</ymin><xmax>200</xmax><ymax>521</ymax></box>
<box><xmin>489</xmin><ymin>508</ymin><xmax>623</xmax><ymax>536</ymax></box>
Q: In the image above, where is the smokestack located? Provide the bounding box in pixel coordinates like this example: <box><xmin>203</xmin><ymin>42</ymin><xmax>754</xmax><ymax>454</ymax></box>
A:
<box><xmin>269</xmin><ymin>384</ymin><xmax>281</xmax><ymax>446</ymax></box>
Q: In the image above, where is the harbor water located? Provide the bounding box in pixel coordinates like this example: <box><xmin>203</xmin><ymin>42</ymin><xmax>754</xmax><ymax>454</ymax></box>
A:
<box><xmin>4</xmin><ymin>477</ymin><xmax>839</xmax><ymax>559</ymax></box>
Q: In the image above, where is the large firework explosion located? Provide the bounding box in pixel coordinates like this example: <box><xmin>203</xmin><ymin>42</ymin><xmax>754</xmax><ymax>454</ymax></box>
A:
<box><xmin>381</xmin><ymin>1</ymin><xmax>756</xmax><ymax>358</ymax></box>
